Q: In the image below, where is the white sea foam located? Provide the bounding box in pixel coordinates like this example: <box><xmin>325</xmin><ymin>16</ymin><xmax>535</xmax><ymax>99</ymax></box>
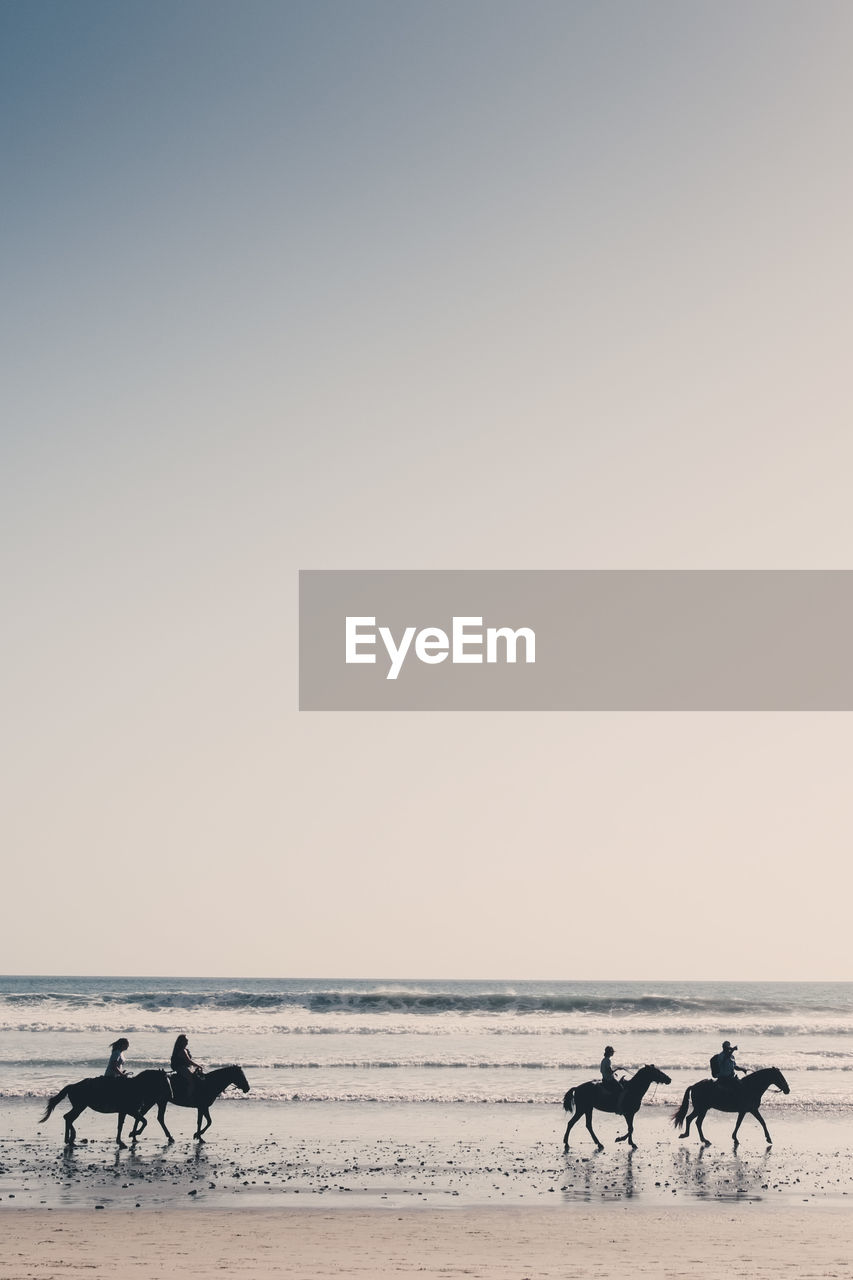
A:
<box><xmin>3</xmin><ymin>977</ymin><xmax>852</xmax><ymax>1111</ymax></box>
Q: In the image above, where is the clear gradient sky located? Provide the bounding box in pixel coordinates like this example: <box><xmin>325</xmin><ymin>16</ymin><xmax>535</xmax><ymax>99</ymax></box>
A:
<box><xmin>3</xmin><ymin>1</ymin><xmax>853</xmax><ymax>979</ymax></box>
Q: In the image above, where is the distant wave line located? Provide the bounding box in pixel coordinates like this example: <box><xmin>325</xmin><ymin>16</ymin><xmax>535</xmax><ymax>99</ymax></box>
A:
<box><xmin>0</xmin><ymin>1088</ymin><xmax>837</xmax><ymax>1110</ymax></box>
<box><xmin>3</xmin><ymin>1057</ymin><xmax>852</xmax><ymax>1073</ymax></box>
<box><xmin>4</xmin><ymin>990</ymin><xmax>852</xmax><ymax>1017</ymax></box>
<box><xmin>5</xmin><ymin>1020</ymin><xmax>853</xmax><ymax>1040</ymax></box>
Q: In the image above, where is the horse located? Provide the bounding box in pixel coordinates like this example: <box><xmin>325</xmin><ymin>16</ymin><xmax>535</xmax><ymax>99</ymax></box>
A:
<box><xmin>562</xmin><ymin>1064</ymin><xmax>671</xmax><ymax>1150</ymax></box>
<box><xmin>672</xmin><ymin>1067</ymin><xmax>789</xmax><ymax>1146</ymax></box>
<box><xmin>39</xmin><ymin>1070</ymin><xmax>173</xmax><ymax>1148</ymax></box>
<box><xmin>131</xmin><ymin>1064</ymin><xmax>250</xmax><ymax>1142</ymax></box>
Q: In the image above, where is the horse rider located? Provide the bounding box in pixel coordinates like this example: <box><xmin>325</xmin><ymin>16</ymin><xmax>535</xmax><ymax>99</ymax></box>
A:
<box><xmin>600</xmin><ymin>1045</ymin><xmax>625</xmax><ymax>1111</ymax></box>
<box><xmin>105</xmin><ymin>1037</ymin><xmax>130</xmax><ymax>1079</ymax></box>
<box><xmin>715</xmin><ymin>1040</ymin><xmax>746</xmax><ymax>1094</ymax></box>
<box><xmin>171</xmin><ymin>1034</ymin><xmax>204</xmax><ymax>1102</ymax></box>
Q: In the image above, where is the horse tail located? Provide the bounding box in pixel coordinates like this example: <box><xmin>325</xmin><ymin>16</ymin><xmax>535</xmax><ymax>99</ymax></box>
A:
<box><xmin>672</xmin><ymin>1085</ymin><xmax>692</xmax><ymax>1129</ymax></box>
<box><xmin>39</xmin><ymin>1085</ymin><xmax>70</xmax><ymax>1124</ymax></box>
<box><xmin>562</xmin><ymin>1088</ymin><xmax>576</xmax><ymax>1114</ymax></box>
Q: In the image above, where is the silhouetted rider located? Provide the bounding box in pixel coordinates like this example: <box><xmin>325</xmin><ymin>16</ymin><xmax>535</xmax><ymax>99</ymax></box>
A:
<box><xmin>171</xmin><ymin>1034</ymin><xmax>204</xmax><ymax>1102</ymax></box>
<box><xmin>715</xmin><ymin>1040</ymin><xmax>746</xmax><ymax>1093</ymax></box>
<box><xmin>105</xmin><ymin>1037</ymin><xmax>130</xmax><ymax>1079</ymax></box>
<box><xmin>600</xmin><ymin>1045</ymin><xmax>625</xmax><ymax>1111</ymax></box>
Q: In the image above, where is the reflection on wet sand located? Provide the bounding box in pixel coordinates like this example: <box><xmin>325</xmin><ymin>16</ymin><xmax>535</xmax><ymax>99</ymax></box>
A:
<box><xmin>2</xmin><ymin>1103</ymin><xmax>851</xmax><ymax>1211</ymax></box>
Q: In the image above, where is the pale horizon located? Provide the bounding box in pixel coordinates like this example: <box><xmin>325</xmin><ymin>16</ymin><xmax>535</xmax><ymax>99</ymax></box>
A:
<box><xmin>0</xmin><ymin>973</ymin><xmax>848</xmax><ymax>986</ymax></box>
<box><xmin>4</xmin><ymin>2</ymin><xmax>853</xmax><ymax>981</ymax></box>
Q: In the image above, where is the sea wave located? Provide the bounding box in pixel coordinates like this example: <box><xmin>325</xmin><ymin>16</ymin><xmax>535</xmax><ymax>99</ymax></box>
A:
<box><xmin>4</xmin><ymin>988</ymin><xmax>852</xmax><ymax>1018</ymax></box>
<box><xmin>2</xmin><ymin>1056</ymin><xmax>851</xmax><ymax>1073</ymax></box>
<box><xmin>5</xmin><ymin>1019</ymin><xmax>853</xmax><ymax>1040</ymax></box>
<box><xmin>0</xmin><ymin>1086</ymin><xmax>839</xmax><ymax>1110</ymax></box>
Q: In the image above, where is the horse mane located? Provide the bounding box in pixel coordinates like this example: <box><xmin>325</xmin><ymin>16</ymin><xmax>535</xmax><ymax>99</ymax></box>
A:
<box><xmin>740</xmin><ymin>1066</ymin><xmax>780</xmax><ymax>1084</ymax></box>
<box><xmin>620</xmin><ymin>1064</ymin><xmax>656</xmax><ymax>1101</ymax></box>
<box><xmin>624</xmin><ymin>1064</ymin><xmax>655</xmax><ymax>1088</ymax></box>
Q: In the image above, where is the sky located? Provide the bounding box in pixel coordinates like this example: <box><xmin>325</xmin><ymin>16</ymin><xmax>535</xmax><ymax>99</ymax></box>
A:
<box><xmin>3</xmin><ymin>1</ymin><xmax>853</xmax><ymax>979</ymax></box>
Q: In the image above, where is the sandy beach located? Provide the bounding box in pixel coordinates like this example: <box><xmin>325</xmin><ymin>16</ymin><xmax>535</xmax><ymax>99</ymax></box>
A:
<box><xmin>3</xmin><ymin>1203</ymin><xmax>851</xmax><ymax>1279</ymax></box>
<box><xmin>5</xmin><ymin>980</ymin><xmax>853</xmax><ymax>1275</ymax></box>
<box><xmin>4</xmin><ymin>1095</ymin><xmax>853</xmax><ymax>1278</ymax></box>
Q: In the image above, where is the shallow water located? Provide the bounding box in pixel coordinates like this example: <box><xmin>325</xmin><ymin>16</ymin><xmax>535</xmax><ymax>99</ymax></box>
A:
<box><xmin>3</xmin><ymin>978</ymin><xmax>853</xmax><ymax>1108</ymax></box>
<box><xmin>4</xmin><ymin>1098</ymin><xmax>853</xmax><ymax>1211</ymax></box>
<box><xmin>4</xmin><ymin>977</ymin><xmax>853</xmax><ymax>1210</ymax></box>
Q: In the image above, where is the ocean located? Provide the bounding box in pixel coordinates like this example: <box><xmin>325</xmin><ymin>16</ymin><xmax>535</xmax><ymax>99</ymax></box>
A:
<box><xmin>2</xmin><ymin>976</ymin><xmax>851</xmax><ymax>1109</ymax></box>
<box><xmin>5</xmin><ymin>977</ymin><xmax>853</xmax><ymax>1208</ymax></box>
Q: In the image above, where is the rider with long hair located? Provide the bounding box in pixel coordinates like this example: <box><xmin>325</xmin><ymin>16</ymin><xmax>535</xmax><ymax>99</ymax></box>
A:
<box><xmin>171</xmin><ymin>1034</ymin><xmax>204</xmax><ymax>1100</ymax></box>
<box><xmin>105</xmin><ymin>1037</ymin><xmax>130</xmax><ymax>1078</ymax></box>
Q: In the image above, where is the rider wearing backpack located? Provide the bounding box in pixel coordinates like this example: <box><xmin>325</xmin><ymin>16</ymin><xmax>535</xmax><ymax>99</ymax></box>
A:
<box><xmin>710</xmin><ymin>1040</ymin><xmax>746</xmax><ymax>1092</ymax></box>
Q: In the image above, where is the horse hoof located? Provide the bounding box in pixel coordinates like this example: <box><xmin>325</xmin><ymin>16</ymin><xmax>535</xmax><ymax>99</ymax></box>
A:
<box><xmin>679</xmin><ymin>1134</ymin><xmax>689</xmax><ymax>1140</ymax></box>
<box><xmin>118</xmin><ymin>1141</ymin><xmax>127</xmax><ymax>1150</ymax></box>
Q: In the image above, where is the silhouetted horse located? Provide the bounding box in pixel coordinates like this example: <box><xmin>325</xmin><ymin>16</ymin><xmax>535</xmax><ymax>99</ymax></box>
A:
<box><xmin>39</xmin><ymin>1070</ymin><xmax>173</xmax><ymax>1147</ymax></box>
<box><xmin>672</xmin><ymin>1067</ymin><xmax>789</xmax><ymax>1145</ymax></box>
<box><xmin>562</xmin><ymin>1064</ymin><xmax>671</xmax><ymax>1150</ymax></box>
<box><xmin>131</xmin><ymin>1065</ymin><xmax>250</xmax><ymax>1142</ymax></box>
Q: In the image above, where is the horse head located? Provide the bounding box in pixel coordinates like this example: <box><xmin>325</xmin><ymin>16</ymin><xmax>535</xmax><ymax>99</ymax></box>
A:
<box><xmin>633</xmin><ymin>1064</ymin><xmax>670</xmax><ymax>1087</ymax></box>
<box><xmin>229</xmin><ymin>1065</ymin><xmax>250</xmax><ymax>1094</ymax></box>
<box><xmin>769</xmin><ymin>1067</ymin><xmax>790</xmax><ymax>1095</ymax></box>
<box><xmin>624</xmin><ymin>1063</ymin><xmax>671</xmax><ymax>1102</ymax></box>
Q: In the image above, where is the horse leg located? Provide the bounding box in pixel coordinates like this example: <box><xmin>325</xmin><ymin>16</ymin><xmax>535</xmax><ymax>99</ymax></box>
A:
<box><xmin>193</xmin><ymin>1108</ymin><xmax>205</xmax><ymax>1141</ymax></box>
<box><xmin>732</xmin><ymin>1111</ymin><xmax>745</xmax><ymax>1145</ymax></box>
<box><xmin>752</xmin><ymin>1108</ymin><xmax>773</xmax><ymax>1144</ymax></box>
<box><xmin>678</xmin><ymin>1109</ymin><xmax>695</xmax><ymax>1138</ymax></box>
<box><xmin>197</xmin><ymin>1108</ymin><xmax>212</xmax><ymax>1138</ymax></box>
<box><xmin>156</xmin><ymin>1102</ymin><xmax>174</xmax><ymax>1144</ymax></box>
<box><xmin>695</xmin><ymin>1110</ymin><xmax>711</xmax><ymax>1147</ymax></box>
<box><xmin>585</xmin><ymin>1109</ymin><xmax>604</xmax><ymax>1151</ymax></box>
<box><xmin>613</xmin><ymin>1106</ymin><xmax>634</xmax><ymax>1146</ymax></box>
<box><xmin>130</xmin><ymin>1110</ymin><xmax>147</xmax><ymax>1140</ymax></box>
<box><xmin>116</xmin><ymin>1112</ymin><xmax>128</xmax><ymax>1148</ymax></box>
<box><xmin>64</xmin><ymin>1106</ymin><xmax>83</xmax><ymax>1146</ymax></box>
<box><xmin>563</xmin><ymin>1110</ymin><xmax>582</xmax><ymax>1149</ymax></box>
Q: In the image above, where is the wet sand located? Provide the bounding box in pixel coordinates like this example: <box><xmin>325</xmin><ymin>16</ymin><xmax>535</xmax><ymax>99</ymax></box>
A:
<box><xmin>2</xmin><ymin>1203</ymin><xmax>851</xmax><ymax>1279</ymax></box>
<box><xmin>4</xmin><ymin>1098</ymin><xmax>853</xmax><ymax>1211</ymax></box>
<box><xmin>4</xmin><ymin>1097</ymin><xmax>853</xmax><ymax>1277</ymax></box>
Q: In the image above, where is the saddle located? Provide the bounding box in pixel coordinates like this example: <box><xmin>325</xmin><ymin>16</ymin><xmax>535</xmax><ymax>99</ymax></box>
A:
<box><xmin>597</xmin><ymin>1079</ymin><xmax>625</xmax><ymax>1113</ymax></box>
<box><xmin>169</xmin><ymin>1070</ymin><xmax>204</xmax><ymax>1104</ymax></box>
